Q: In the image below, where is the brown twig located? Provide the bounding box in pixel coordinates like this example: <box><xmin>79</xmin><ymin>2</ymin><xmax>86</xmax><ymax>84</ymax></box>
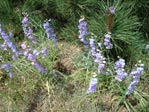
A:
<box><xmin>107</xmin><ymin>6</ymin><xmax>115</xmax><ymax>33</ymax></box>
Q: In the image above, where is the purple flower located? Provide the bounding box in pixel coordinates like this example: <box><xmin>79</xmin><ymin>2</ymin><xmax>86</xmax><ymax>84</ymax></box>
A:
<box><xmin>31</xmin><ymin>61</ymin><xmax>47</xmax><ymax>74</ymax></box>
<box><xmin>8</xmin><ymin>72</ymin><xmax>14</xmax><ymax>78</ymax></box>
<box><xmin>43</xmin><ymin>20</ymin><xmax>56</xmax><ymax>39</ymax></box>
<box><xmin>94</xmin><ymin>53</ymin><xmax>102</xmax><ymax>63</ymax></box>
<box><xmin>0</xmin><ymin>30</ymin><xmax>19</xmax><ymax>55</ymax></box>
<box><xmin>104</xmin><ymin>32</ymin><xmax>113</xmax><ymax>49</ymax></box>
<box><xmin>41</xmin><ymin>47</ymin><xmax>48</xmax><ymax>56</ymax></box>
<box><xmin>115</xmin><ymin>58</ymin><xmax>125</xmax><ymax>69</ymax></box>
<box><xmin>115</xmin><ymin>58</ymin><xmax>128</xmax><ymax>82</ymax></box>
<box><xmin>126</xmin><ymin>83</ymin><xmax>135</xmax><ymax>95</ymax></box>
<box><xmin>33</xmin><ymin>49</ymin><xmax>40</xmax><ymax>56</ymax></box>
<box><xmin>109</xmin><ymin>6</ymin><xmax>115</xmax><ymax>14</ymax></box>
<box><xmin>86</xmin><ymin>76</ymin><xmax>98</xmax><ymax>94</ymax></box>
<box><xmin>115</xmin><ymin>70</ymin><xmax>128</xmax><ymax>82</ymax></box>
<box><xmin>89</xmin><ymin>37</ymin><xmax>96</xmax><ymax>56</ymax></box>
<box><xmin>126</xmin><ymin>63</ymin><xmax>144</xmax><ymax>95</ymax></box>
<box><xmin>98</xmin><ymin>62</ymin><xmax>106</xmax><ymax>74</ymax></box>
<box><xmin>22</xmin><ymin>16</ymin><xmax>37</xmax><ymax>44</ymax></box>
<box><xmin>12</xmin><ymin>55</ymin><xmax>16</xmax><ymax>60</ymax></box>
<box><xmin>22</xmin><ymin>16</ymin><xmax>29</xmax><ymax>27</ymax></box>
<box><xmin>43</xmin><ymin>20</ymin><xmax>57</xmax><ymax>46</ymax></box>
<box><xmin>145</xmin><ymin>44</ymin><xmax>149</xmax><ymax>51</ymax></box>
<box><xmin>0</xmin><ymin>42</ymin><xmax>7</xmax><ymax>50</ymax></box>
<box><xmin>21</xmin><ymin>43</ymin><xmax>27</xmax><ymax>49</ymax></box>
<box><xmin>1</xmin><ymin>63</ymin><xmax>12</xmax><ymax>72</ymax></box>
<box><xmin>23</xmin><ymin>49</ymin><xmax>29</xmax><ymax>56</ymax></box>
<box><xmin>27</xmin><ymin>53</ymin><xmax>37</xmax><ymax>61</ymax></box>
<box><xmin>78</xmin><ymin>16</ymin><xmax>89</xmax><ymax>48</ymax></box>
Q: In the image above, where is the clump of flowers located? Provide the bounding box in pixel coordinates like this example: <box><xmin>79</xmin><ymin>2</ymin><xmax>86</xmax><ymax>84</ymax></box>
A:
<box><xmin>115</xmin><ymin>57</ymin><xmax>128</xmax><ymax>82</ymax></box>
<box><xmin>0</xmin><ymin>23</ymin><xmax>20</xmax><ymax>56</ymax></box>
<box><xmin>89</xmin><ymin>35</ymin><xmax>107</xmax><ymax>75</ymax></box>
<box><xmin>78</xmin><ymin>16</ymin><xmax>89</xmax><ymax>48</ymax></box>
<box><xmin>89</xmin><ymin>37</ymin><xmax>96</xmax><ymax>56</ymax></box>
<box><xmin>104</xmin><ymin>32</ymin><xmax>113</xmax><ymax>49</ymax></box>
<box><xmin>20</xmin><ymin>42</ymin><xmax>47</xmax><ymax>74</ymax></box>
<box><xmin>22</xmin><ymin>15</ymin><xmax>37</xmax><ymax>44</ymax></box>
<box><xmin>86</xmin><ymin>74</ymin><xmax>98</xmax><ymax>94</ymax></box>
<box><xmin>126</xmin><ymin>62</ymin><xmax>144</xmax><ymax>95</ymax></box>
<box><xmin>43</xmin><ymin>19</ymin><xmax>57</xmax><ymax>47</ymax></box>
<box><xmin>1</xmin><ymin>62</ymin><xmax>14</xmax><ymax>77</ymax></box>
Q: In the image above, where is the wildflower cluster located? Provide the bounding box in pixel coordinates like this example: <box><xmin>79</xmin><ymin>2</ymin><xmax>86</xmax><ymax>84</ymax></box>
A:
<box><xmin>115</xmin><ymin>57</ymin><xmax>128</xmax><ymax>82</ymax></box>
<box><xmin>126</xmin><ymin>62</ymin><xmax>144</xmax><ymax>95</ymax></box>
<box><xmin>89</xmin><ymin>36</ymin><xmax>107</xmax><ymax>75</ymax></box>
<box><xmin>78</xmin><ymin>16</ymin><xmax>89</xmax><ymax>48</ymax></box>
<box><xmin>22</xmin><ymin>16</ymin><xmax>37</xmax><ymax>44</ymax></box>
<box><xmin>43</xmin><ymin>20</ymin><xmax>57</xmax><ymax>47</ymax></box>
<box><xmin>0</xmin><ymin>24</ymin><xmax>20</xmax><ymax>56</ymax></box>
<box><xmin>104</xmin><ymin>32</ymin><xmax>113</xmax><ymax>49</ymax></box>
<box><xmin>21</xmin><ymin>42</ymin><xmax>47</xmax><ymax>74</ymax></box>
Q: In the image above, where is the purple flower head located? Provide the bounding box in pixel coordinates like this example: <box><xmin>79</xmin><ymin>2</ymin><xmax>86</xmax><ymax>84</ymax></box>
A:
<box><xmin>145</xmin><ymin>44</ymin><xmax>149</xmax><ymax>51</ymax></box>
<box><xmin>126</xmin><ymin>62</ymin><xmax>144</xmax><ymax>95</ymax></box>
<box><xmin>98</xmin><ymin>63</ymin><xmax>106</xmax><ymax>74</ymax></box>
<box><xmin>27</xmin><ymin>53</ymin><xmax>37</xmax><ymax>61</ymax></box>
<box><xmin>21</xmin><ymin>43</ymin><xmax>27</xmax><ymax>49</ymax></box>
<box><xmin>43</xmin><ymin>20</ymin><xmax>56</xmax><ymax>39</ymax></box>
<box><xmin>12</xmin><ymin>55</ymin><xmax>16</xmax><ymax>60</ymax></box>
<box><xmin>109</xmin><ymin>6</ymin><xmax>115</xmax><ymax>14</ymax></box>
<box><xmin>43</xmin><ymin>20</ymin><xmax>50</xmax><ymax>29</ymax></box>
<box><xmin>115</xmin><ymin>58</ymin><xmax>125</xmax><ymax>69</ymax></box>
<box><xmin>9</xmin><ymin>72</ymin><xmax>14</xmax><ymax>78</ymax></box>
<box><xmin>43</xmin><ymin>20</ymin><xmax>57</xmax><ymax>47</ymax></box>
<box><xmin>27</xmin><ymin>27</ymin><xmax>33</xmax><ymax>37</ymax></box>
<box><xmin>23</xmin><ymin>49</ymin><xmax>29</xmax><ymax>56</ymax></box>
<box><xmin>94</xmin><ymin>52</ymin><xmax>102</xmax><ymax>63</ymax></box>
<box><xmin>89</xmin><ymin>37</ymin><xmax>95</xmax><ymax>49</ymax></box>
<box><xmin>126</xmin><ymin>84</ymin><xmax>135</xmax><ymax>95</ymax></box>
<box><xmin>0</xmin><ymin>30</ymin><xmax>19</xmax><ymax>55</ymax></box>
<box><xmin>1</xmin><ymin>63</ymin><xmax>12</xmax><ymax>72</ymax></box>
<box><xmin>31</xmin><ymin>61</ymin><xmax>47</xmax><ymax>74</ymax></box>
<box><xmin>21</xmin><ymin>16</ymin><xmax>37</xmax><ymax>44</ymax></box>
<box><xmin>32</xmin><ymin>39</ymin><xmax>37</xmax><ymax>44</ymax></box>
<box><xmin>104</xmin><ymin>32</ymin><xmax>113</xmax><ymax>49</ymax></box>
<box><xmin>78</xmin><ymin>16</ymin><xmax>89</xmax><ymax>48</ymax></box>
<box><xmin>33</xmin><ymin>49</ymin><xmax>40</xmax><ymax>56</ymax></box>
<box><xmin>41</xmin><ymin>47</ymin><xmax>48</xmax><ymax>56</ymax></box>
<box><xmin>0</xmin><ymin>42</ymin><xmax>7</xmax><ymax>50</ymax></box>
<box><xmin>115</xmin><ymin>70</ymin><xmax>128</xmax><ymax>82</ymax></box>
<box><xmin>115</xmin><ymin>58</ymin><xmax>128</xmax><ymax>81</ymax></box>
<box><xmin>22</xmin><ymin>16</ymin><xmax>29</xmax><ymax>27</ymax></box>
<box><xmin>86</xmin><ymin>76</ymin><xmax>98</xmax><ymax>94</ymax></box>
<box><xmin>130</xmin><ymin>67</ymin><xmax>144</xmax><ymax>78</ymax></box>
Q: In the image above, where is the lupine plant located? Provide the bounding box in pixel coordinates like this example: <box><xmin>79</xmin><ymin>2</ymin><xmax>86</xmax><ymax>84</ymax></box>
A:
<box><xmin>22</xmin><ymin>15</ymin><xmax>37</xmax><ymax>44</ymax></box>
<box><xmin>126</xmin><ymin>62</ymin><xmax>144</xmax><ymax>95</ymax></box>
<box><xmin>114</xmin><ymin>57</ymin><xmax>128</xmax><ymax>82</ymax></box>
<box><xmin>78</xmin><ymin>16</ymin><xmax>89</xmax><ymax>48</ymax></box>
<box><xmin>43</xmin><ymin>19</ymin><xmax>57</xmax><ymax>47</ymax></box>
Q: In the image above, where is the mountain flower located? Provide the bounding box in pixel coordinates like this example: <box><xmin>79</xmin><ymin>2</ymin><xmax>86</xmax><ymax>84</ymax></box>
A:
<box><xmin>86</xmin><ymin>75</ymin><xmax>98</xmax><ymax>94</ymax></box>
